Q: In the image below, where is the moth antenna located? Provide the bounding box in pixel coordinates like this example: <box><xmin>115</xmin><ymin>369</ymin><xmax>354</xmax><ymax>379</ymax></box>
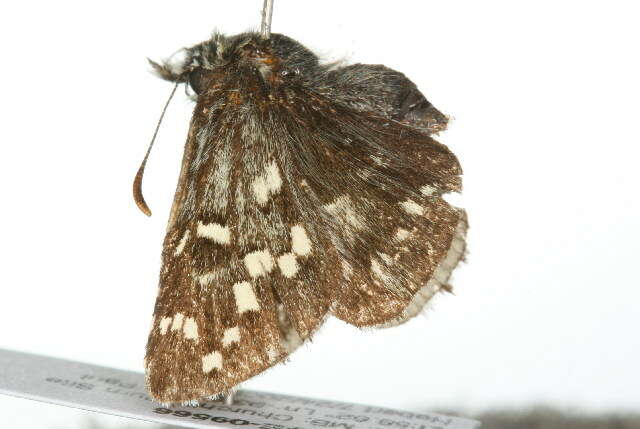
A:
<box><xmin>133</xmin><ymin>82</ymin><xmax>179</xmax><ymax>217</ymax></box>
<box><xmin>260</xmin><ymin>0</ymin><xmax>275</xmax><ymax>39</ymax></box>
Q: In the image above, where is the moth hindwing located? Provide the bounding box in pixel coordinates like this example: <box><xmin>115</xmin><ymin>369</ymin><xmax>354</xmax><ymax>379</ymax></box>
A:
<box><xmin>140</xmin><ymin>32</ymin><xmax>467</xmax><ymax>404</ymax></box>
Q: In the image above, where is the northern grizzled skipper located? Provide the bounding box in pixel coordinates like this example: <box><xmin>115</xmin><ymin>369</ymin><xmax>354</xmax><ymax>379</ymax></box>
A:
<box><xmin>134</xmin><ymin>0</ymin><xmax>466</xmax><ymax>405</ymax></box>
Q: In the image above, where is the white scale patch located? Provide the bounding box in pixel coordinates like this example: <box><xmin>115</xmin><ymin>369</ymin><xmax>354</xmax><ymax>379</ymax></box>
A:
<box><xmin>395</xmin><ymin>228</ymin><xmax>411</xmax><ymax>241</ymax></box>
<box><xmin>341</xmin><ymin>260</ymin><xmax>353</xmax><ymax>279</ymax></box>
<box><xmin>183</xmin><ymin>317</ymin><xmax>199</xmax><ymax>340</ymax></box>
<box><xmin>324</xmin><ymin>196</ymin><xmax>365</xmax><ymax>229</ymax></box>
<box><xmin>202</xmin><ymin>351</ymin><xmax>223</xmax><ymax>373</ymax></box>
<box><xmin>232</xmin><ymin>281</ymin><xmax>261</xmax><ymax>313</ymax></box>
<box><xmin>370</xmin><ymin>155</ymin><xmax>385</xmax><ymax>166</ymax></box>
<box><xmin>252</xmin><ymin>161</ymin><xmax>282</xmax><ymax>205</ymax></box>
<box><xmin>400</xmin><ymin>199</ymin><xmax>424</xmax><ymax>216</ymax></box>
<box><xmin>244</xmin><ymin>250</ymin><xmax>274</xmax><ymax>278</ymax></box>
<box><xmin>371</xmin><ymin>258</ymin><xmax>393</xmax><ymax>285</ymax></box>
<box><xmin>174</xmin><ymin>230</ymin><xmax>190</xmax><ymax>256</ymax></box>
<box><xmin>420</xmin><ymin>185</ymin><xmax>437</xmax><ymax>196</ymax></box>
<box><xmin>378</xmin><ymin>252</ymin><xmax>393</xmax><ymax>265</ymax></box>
<box><xmin>159</xmin><ymin>317</ymin><xmax>172</xmax><ymax>335</ymax></box>
<box><xmin>171</xmin><ymin>313</ymin><xmax>184</xmax><ymax>331</ymax></box>
<box><xmin>277</xmin><ymin>253</ymin><xmax>299</xmax><ymax>278</ymax></box>
<box><xmin>291</xmin><ymin>225</ymin><xmax>312</xmax><ymax>256</ymax></box>
<box><xmin>272</xmin><ymin>225</ymin><xmax>313</xmax><ymax>279</ymax></box>
<box><xmin>196</xmin><ymin>221</ymin><xmax>231</xmax><ymax>245</ymax></box>
<box><xmin>222</xmin><ymin>326</ymin><xmax>241</xmax><ymax>347</ymax></box>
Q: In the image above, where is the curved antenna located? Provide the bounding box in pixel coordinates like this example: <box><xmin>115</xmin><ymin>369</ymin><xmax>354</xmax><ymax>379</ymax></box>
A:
<box><xmin>260</xmin><ymin>0</ymin><xmax>275</xmax><ymax>39</ymax></box>
<box><xmin>133</xmin><ymin>82</ymin><xmax>179</xmax><ymax>216</ymax></box>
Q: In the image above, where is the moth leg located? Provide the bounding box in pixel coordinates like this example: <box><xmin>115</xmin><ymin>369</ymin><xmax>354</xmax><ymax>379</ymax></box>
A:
<box><xmin>325</xmin><ymin>64</ymin><xmax>448</xmax><ymax>133</ymax></box>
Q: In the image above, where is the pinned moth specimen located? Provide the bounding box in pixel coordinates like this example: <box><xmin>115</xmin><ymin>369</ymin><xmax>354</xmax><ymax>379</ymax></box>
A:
<box><xmin>134</xmin><ymin>28</ymin><xmax>466</xmax><ymax>404</ymax></box>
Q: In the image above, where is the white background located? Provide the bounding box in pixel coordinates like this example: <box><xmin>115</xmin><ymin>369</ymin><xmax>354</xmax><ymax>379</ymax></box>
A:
<box><xmin>0</xmin><ymin>1</ymin><xmax>638</xmax><ymax>427</ymax></box>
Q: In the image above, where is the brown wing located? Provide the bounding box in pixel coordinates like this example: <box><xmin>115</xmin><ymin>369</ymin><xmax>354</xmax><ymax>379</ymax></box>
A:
<box><xmin>324</xmin><ymin>64</ymin><xmax>449</xmax><ymax>134</ymax></box>
<box><xmin>144</xmin><ymin>95</ymin><xmax>342</xmax><ymax>404</ymax></box>
<box><xmin>265</xmin><ymin>92</ymin><xmax>466</xmax><ymax>328</ymax></box>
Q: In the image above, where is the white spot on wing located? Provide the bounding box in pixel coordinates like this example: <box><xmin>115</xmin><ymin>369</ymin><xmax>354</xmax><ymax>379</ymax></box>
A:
<box><xmin>174</xmin><ymin>230</ymin><xmax>190</xmax><ymax>255</ymax></box>
<box><xmin>341</xmin><ymin>260</ymin><xmax>353</xmax><ymax>279</ymax></box>
<box><xmin>171</xmin><ymin>313</ymin><xmax>184</xmax><ymax>331</ymax></box>
<box><xmin>400</xmin><ymin>199</ymin><xmax>424</xmax><ymax>216</ymax></box>
<box><xmin>183</xmin><ymin>317</ymin><xmax>199</xmax><ymax>340</ymax></box>
<box><xmin>222</xmin><ymin>327</ymin><xmax>240</xmax><ymax>347</ymax></box>
<box><xmin>252</xmin><ymin>177</ymin><xmax>270</xmax><ymax>205</ymax></box>
<box><xmin>232</xmin><ymin>281</ymin><xmax>260</xmax><ymax>313</ymax></box>
<box><xmin>325</xmin><ymin>196</ymin><xmax>364</xmax><ymax>227</ymax></box>
<box><xmin>378</xmin><ymin>252</ymin><xmax>393</xmax><ymax>265</ymax></box>
<box><xmin>159</xmin><ymin>317</ymin><xmax>172</xmax><ymax>335</ymax></box>
<box><xmin>291</xmin><ymin>225</ymin><xmax>312</xmax><ymax>256</ymax></box>
<box><xmin>371</xmin><ymin>258</ymin><xmax>393</xmax><ymax>285</ymax></box>
<box><xmin>252</xmin><ymin>161</ymin><xmax>282</xmax><ymax>205</ymax></box>
<box><xmin>371</xmin><ymin>155</ymin><xmax>384</xmax><ymax>166</ymax></box>
<box><xmin>244</xmin><ymin>250</ymin><xmax>274</xmax><ymax>278</ymax></box>
<box><xmin>202</xmin><ymin>351</ymin><xmax>223</xmax><ymax>373</ymax></box>
<box><xmin>395</xmin><ymin>228</ymin><xmax>410</xmax><ymax>241</ymax></box>
<box><xmin>420</xmin><ymin>185</ymin><xmax>437</xmax><ymax>196</ymax></box>
<box><xmin>265</xmin><ymin>161</ymin><xmax>282</xmax><ymax>192</ymax></box>
<box><xmin>196</xmin><ymin>221</ymin><xmax>231</xmax><ymax>244</ymax></box>
<box><xmin>277</xmin><ymin>253</ymin><xmax>299</xmax><ymax>278</ymax></box>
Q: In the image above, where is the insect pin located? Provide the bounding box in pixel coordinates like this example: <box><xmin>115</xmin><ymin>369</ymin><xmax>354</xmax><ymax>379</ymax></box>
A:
<box><xmin>134</xmin><ymin>0</ymin><xmax>467</xmax><ymax>405</ymax></box>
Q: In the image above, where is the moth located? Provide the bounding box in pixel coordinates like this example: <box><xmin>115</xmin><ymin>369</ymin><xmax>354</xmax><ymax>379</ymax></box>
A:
<box><xmin>134</xmin><ymin>28</ymin><xmax>467</xmax><ymax>405</ymax></box>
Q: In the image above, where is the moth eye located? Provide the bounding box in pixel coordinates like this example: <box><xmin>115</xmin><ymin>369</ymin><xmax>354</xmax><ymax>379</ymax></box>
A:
<box><xmin>188</xmin><ymin>69</ymin><xmax>205</xmax><ymax>95</ymax></box>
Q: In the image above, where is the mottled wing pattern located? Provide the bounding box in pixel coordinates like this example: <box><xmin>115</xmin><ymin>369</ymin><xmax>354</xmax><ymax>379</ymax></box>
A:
<box><xmin>266</xmin><ymin>87</ymin><xmax>466</xmax><ymax>328</ymax></box>
<box><xmin>145</xmin><ymin>57</ymin><xmax>465</xmax><ymax>403</ymax></box>
<box><xmin>145</xmin><ymin>91</ymin><xmax>342</xmax><ymax>404</ymax></box>
<box><xmin>318</xmin><ymin>65</ymin><xmax>467</xmax><ymax>327</ymax></box>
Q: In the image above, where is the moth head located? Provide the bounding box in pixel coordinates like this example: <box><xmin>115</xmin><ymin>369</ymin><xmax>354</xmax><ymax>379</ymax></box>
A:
<box><xmin>149</xmin><ymin>32</ymin><xmax>319</xmax><ymax>95</ymax></box>
<box><xmin>147</xmin><ymin>37</ymin><xmax>221</xmax><ymax>96</ymax></box>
